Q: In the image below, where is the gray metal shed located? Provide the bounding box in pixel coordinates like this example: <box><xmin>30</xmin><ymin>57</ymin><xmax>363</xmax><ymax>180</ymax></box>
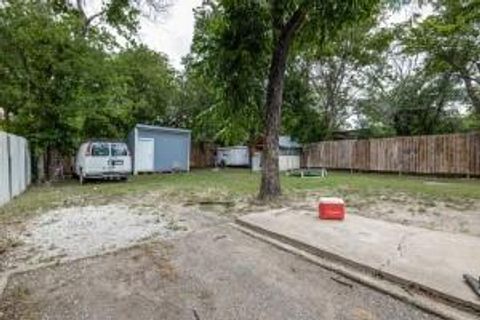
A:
<box><xmin>127</xmin><ymin>124</ymin><xmax>191</xmax><ymax>174</ymax></box>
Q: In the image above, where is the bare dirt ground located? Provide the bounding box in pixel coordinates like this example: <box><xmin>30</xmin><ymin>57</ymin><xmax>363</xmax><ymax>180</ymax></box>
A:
<box><xmin>293</xmin><ymin>190</ymin><xmax>480</xmax><ymax>237</ymax></box>
<box><xmin>2</xmin><ymin>184</ymin><xmax>479</xmax><ymax>278</ymax></box>
<box><xmin>349</xmin><ymin>194</ymin><xmax>480</xmax><ymax>236</ymax></box>
<box><xmin>0</xmin><ymin>225</ymin><xmax>441</xmax><ymax>320</ymax></box>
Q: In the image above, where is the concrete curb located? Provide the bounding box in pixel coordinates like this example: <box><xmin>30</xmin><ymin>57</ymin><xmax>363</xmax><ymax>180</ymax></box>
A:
<box><xmin>233</xmin><ymin>221</ymin><xmax>480</xmax><ymax>320</ymax></box>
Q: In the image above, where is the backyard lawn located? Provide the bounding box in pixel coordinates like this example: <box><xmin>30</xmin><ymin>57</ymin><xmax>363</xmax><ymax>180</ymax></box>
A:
<box><xmin>1</xmin><ymin>168</ymin><xmax>480</xmax><ymax>317</ymax></box>
<box><xmin>2</xmin><ymin>168</ymin><xmax>480</xmax><ymax>224</ymax></box>
<box><xmin>0</xmin><ymin>169</ymin><xmax>480</xmax><ymax>221</ymax></box>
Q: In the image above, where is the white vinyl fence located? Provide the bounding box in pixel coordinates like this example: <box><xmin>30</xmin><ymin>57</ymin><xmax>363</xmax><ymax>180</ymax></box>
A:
<box><xmin>279</xmin><ymin>155</ymin><xmax>300</xmax><ymax>171</ymax></box>
<box><xmin>251</xmin><ymin>153</ymin><xmax>301</xmax><ymax>172</ymax></box>
<box><xmin>0</xmin><ymin>131</ymin><xmax>31</xmax><ymax>206</ymax></box>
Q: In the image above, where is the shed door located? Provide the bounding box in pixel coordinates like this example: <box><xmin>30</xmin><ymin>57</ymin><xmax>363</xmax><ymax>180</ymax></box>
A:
<box><xmin>137</xmin><ymin>138</ymin><xmax>154</xmax><ymax>172</ymax></box>
<box><xmin>156</xmin><ymin>133</ymin><xmax>189</xmax><ymax>171</ymax></box>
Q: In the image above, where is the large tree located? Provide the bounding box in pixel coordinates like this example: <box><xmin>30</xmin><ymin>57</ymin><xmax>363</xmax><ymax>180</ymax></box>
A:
<box><xmin>187</xmin><ymin>1</ymin><xmax>386</xmax><ymax>199</ymax></box>
<box><xmin>210</xmin><ymin>1</ymin><xmax>384</xmax><ymax>200</ymax></box>
<box><xmin>0</xmin><ymin>1</ymin><xmax>98</xmax><ymax>154</ymax></box>
<box><xmin>184</xmin><ymin>2</ymin><xmax>269</xmax><ymax>146</ymax></box>
<box><xmin>263</xmin><ymin>1</ymin><xmax>389</xmax><ymax>199</ymax></box>
<box><xmin>402</xmin><ymin>0</ymin><xmax>480</xmax><ymax>113</ymax></box>
<box><xmin>59</xmin><ymin>0</ymin><xmax>171</xmax><ymax>37</ymax></box>
<box><xmin>284</xmin><ymin>18</ymin><xmax>391</xmax><ymax>142</ymax></box>
<box><xmin>361</xmin><ymin>70</ymin><xmax>463</xmax><ymax>136</ymax></box>
<box><xmin>80</xmin><ymin>46</ymin><xmax>178</xmax><ymax>139</ymax></box>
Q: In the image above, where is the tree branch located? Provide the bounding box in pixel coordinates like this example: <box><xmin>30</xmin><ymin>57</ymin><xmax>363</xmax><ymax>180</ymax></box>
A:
<box><xmin>85</xmin><ymin>10</ymin><xmax>107</xmax><ymax>29</ymax></box>
<box><xmin>280</xmin><ymin>3</ymin><xmax>308</xmax><ymax>44</ymax></box>
<box><xmin>270</xmin><ymin>0</ymin><xmax>285</xmax><ymax>32</ymax></box>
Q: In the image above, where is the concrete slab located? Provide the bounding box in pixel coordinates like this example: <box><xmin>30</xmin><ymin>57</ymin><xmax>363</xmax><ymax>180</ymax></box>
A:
<box><xmin>237</xmin><ymin>210</ymin><xmax>480</xmax><ymax>313</ymax></box>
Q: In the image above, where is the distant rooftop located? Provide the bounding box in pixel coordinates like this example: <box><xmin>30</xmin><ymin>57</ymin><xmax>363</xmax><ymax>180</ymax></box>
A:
<box><xmin>135</xmin><ymin>124</ymin><xmax>191</xmax><ymax>134</ymax></box>
<box><xmin>279</xmin><ymin>136</ymin><xmax>301</xmax><ymax>149</ymax></box>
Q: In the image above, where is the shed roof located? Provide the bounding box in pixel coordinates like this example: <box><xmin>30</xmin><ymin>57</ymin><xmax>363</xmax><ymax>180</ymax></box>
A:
<box><xmin>135</xmin><ymin>124</ymin><xmax>191</xmax><ymax>134</ymax></box>
<box><xmin>217</xmin><ymin>146</ymin><xmax>248</xmax><ymax>150</ymax></box>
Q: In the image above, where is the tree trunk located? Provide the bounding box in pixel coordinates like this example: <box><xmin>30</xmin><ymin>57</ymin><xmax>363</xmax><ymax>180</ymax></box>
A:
<box><xmin>45</xmin><ymin>146</ymin><xmax>52</xmax><ymax>182</ymax></box>
<box><xmin>462</xmin><ymin>75</ymin><xmax>480</xmax><ymax>114</ymax></box>
<box><xmin>259</xmin><ymin>7</ymin><xmax>307</xmax><ymax>200</ymax></box>
<box><xmin>259</xmin><ymin>44</ymin><xmax>287</xmax><ymax>199</ymax></box>
<box><xmin>36</xmin><ymin>152</ymin><xmax>45</xmax><ymax>183</ymax></box>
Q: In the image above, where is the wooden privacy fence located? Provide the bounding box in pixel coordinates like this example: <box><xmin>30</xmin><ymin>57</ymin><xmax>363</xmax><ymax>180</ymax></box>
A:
<box><xmin>190</xmin><ymin>142</ymin><xmax>216</xmax><ymax>168</ymax></box>
<box><xmin>302</xmin><ymin>132</ymin><xmax>480</xmax><ymax>176</ymax></box>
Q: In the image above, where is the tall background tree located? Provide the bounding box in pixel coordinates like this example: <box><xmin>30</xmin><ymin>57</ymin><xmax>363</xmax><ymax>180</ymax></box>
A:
<box><xmin>402</xmin><ymin>0</ymin><xmax>480</xmax><ymax>113</ymax></box>
<box><xmin>0</xmin><ymin>0</ymin><xmax>175</xmax><ymax>180</ymax></box>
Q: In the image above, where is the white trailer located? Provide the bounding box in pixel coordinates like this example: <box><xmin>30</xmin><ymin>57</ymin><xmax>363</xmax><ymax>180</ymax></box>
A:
<box><xmin>216</xmin><ymin>146</ymin><xmax>249</xmax><ymax>167</ymax></box>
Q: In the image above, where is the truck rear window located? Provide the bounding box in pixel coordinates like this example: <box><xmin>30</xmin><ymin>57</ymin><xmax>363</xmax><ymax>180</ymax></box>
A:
<box><xmin>91</xmin><ymin>143</ymin><xmax>110</xmax><ymax>156</ymax></box>
<box><xmin>111</xmin><ymin>143</ymin><xmax>128</xmax><ymax>156</ymax></box>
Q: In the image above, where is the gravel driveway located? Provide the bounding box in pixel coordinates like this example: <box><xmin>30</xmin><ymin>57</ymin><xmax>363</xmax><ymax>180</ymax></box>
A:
<box><xmin>0</xmin><ymin>225</ymin><xmax>441</xmax><ymax>320</ymax></box>
<box><xmin>1</xmin><ymin>203</ymin><xmax>228</xmax><ymax>273</ymax></box>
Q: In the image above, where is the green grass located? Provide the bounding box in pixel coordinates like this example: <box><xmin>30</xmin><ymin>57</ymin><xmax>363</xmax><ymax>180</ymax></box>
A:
<box><xmin>283</xmin><ymin>171</ymin><xmax>480</xmax><ymax>199</ymax></box>
<box><xmin>1</xmin><ymin>168</ymin><xmax>479</xmax><ymax>223</ymax></box>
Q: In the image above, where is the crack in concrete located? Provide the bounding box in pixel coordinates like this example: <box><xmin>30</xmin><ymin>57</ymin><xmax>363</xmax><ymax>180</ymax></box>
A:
<box><xmin>379</xmin><ymin>232</ymin><xmax>414</xmax><ymax>270</ymax></box>
<box><xmin>396</xmin><ymin>233</ymin><xmax>409</xmax><ymax>257</ymax></box>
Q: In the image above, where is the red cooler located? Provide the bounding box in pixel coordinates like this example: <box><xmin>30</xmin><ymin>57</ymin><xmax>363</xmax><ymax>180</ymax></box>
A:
<box><xmin>319</xmin><ymin>197</ymin><xmax>345</xmax><ymax>220</ymax></box>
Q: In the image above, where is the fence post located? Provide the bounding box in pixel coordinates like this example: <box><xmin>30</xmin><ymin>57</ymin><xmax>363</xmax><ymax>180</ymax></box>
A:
<box><xmin>7</xmin><ymin>134</ymin><xmax>12</xmax><ymax>201</ymax></box>
<box><xmin>466</xmin><ymin>132</ymin><xmax>471</xmax><ymax>179</ymax></box>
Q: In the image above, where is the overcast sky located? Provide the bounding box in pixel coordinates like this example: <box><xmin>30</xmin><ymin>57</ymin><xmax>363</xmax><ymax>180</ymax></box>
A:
<box><xmin>80</xmin><ymin>0</ymin><xmax>432</xmax><ymax>71</ymax></box>
<box><xmin>138</xmin><ymin>0</ymin><xmax>202</xmax><ymax>70</ymax></box>
<box><xmin>134</xmin><ymin>1</ymin><xmax>432</xmax><ymax>71</ymax></box>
